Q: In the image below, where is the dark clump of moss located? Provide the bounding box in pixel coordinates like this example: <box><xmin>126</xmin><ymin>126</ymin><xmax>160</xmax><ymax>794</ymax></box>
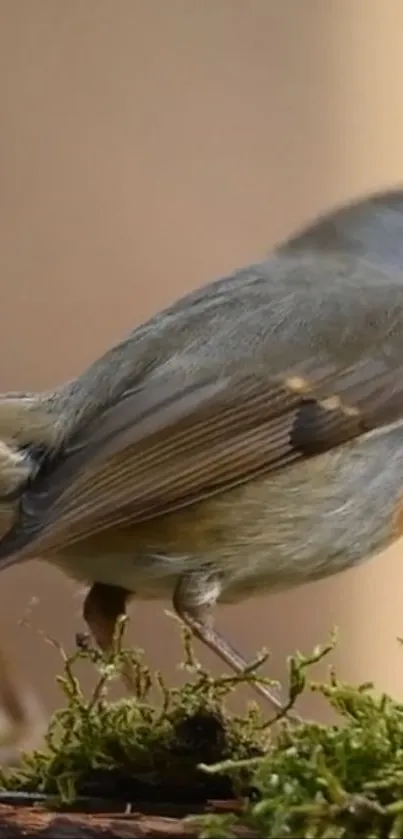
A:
<box><xmin>2</xmin><ymin>620</ymin><xmax>403</xmax><ymax>837</ymax></box>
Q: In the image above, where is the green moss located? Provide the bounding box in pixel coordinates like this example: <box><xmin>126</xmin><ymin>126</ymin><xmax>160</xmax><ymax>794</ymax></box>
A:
<box><xmin>0</xmin><ymin>617</ymin><xmax>271</xmax><ymax>806</ymax></box>
<box><xmin>2</xmin><ymin>620</ymin><xmax>403</xmax><ymax>837</ymax></box>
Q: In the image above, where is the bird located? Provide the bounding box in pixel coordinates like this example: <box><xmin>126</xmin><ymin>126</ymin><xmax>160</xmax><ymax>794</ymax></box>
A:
<box><xmin>1</xmin><ymin>184</ymin><xmax>403</xmax><ymax>755</ymax></box>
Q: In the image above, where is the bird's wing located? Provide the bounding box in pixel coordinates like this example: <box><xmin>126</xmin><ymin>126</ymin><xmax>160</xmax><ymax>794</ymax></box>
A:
<box><xmin>3</xmin><ymin>349</ymin><xmax>403</xmax><ymax>558</ymax></box>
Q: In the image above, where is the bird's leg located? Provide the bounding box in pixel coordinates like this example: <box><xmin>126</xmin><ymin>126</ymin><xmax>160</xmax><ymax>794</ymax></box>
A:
<box><xmin>0</xmin><ymin>644</ymin><xmax>46</xmax><ymax>765</ymax></box>
<box><xmin>173</xmin><ymin>573</ymin><xmax>302</xmax><ymax>723</ymax></box>
<box><xmin>83</xmin><ymin>582</ymin><xmax>137</xmax><ymax>693</ymax></box>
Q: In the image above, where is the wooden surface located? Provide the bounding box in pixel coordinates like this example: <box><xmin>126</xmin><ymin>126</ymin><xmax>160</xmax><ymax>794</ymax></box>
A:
<box><xmin>0</xmin><ymin>802</ymin><xmax>253</xmax><ymax>838</ymax></box>
<box><xmin>0</xmin><ymin>803</ymin><xmax>200</xmax><ymax>838</ymax></box>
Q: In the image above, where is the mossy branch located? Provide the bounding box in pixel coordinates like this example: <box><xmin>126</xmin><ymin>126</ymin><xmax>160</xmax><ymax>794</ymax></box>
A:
<box><xmin>1</xmin><ymin>619</ymin><xmax>403</xmax><ymax>837</ymax></box>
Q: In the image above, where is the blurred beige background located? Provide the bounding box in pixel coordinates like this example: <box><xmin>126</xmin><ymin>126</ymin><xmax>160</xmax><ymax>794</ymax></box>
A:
<box><xmin>0</xmin><ymin>0</ymin><xmax>403</xmax><ymax>724</ymax></box>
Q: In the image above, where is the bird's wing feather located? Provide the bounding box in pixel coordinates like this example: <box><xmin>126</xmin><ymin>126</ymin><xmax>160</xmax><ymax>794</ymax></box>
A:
<box><xmin>4</xmin><ymin>349</ymin><xmax>403</xmax><ymax>558</ymax></box>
